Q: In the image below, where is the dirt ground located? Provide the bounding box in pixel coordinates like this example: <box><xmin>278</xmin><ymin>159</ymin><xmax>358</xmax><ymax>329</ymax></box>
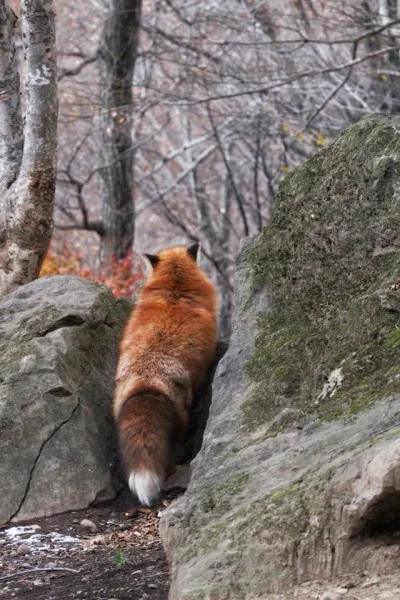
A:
<box><xmin>0</xmin><ymin>490</ymin><xmax>178</xmax><ymax>600</ymax></box>
<box><xmin>2</xmin><ymin>488</ymin><xmax>400</xmax><ymax>600</ymax></box>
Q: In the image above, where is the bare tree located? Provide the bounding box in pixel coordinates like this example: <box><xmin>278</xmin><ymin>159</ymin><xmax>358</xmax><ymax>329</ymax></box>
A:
<box><xmin>0</xmin><ymin>0</ymin><xmax>58</xmax><ymax>296</ymax></box>
<box><xmin>98</xmin><ymin>0</ymin><xmax>142</xmax><ymax>260</ymax></box>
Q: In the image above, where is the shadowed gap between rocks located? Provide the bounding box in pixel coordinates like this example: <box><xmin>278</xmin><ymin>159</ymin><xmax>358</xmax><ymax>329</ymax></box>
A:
<box><xmin>183</xmin><ymin>342</ymin><xmax>229</xmax><ymax>463</ymax></box>
<box><xmin>354</xmin><ymin>491</ymin><xmax>400</xmax><ymax>538</ymax></box>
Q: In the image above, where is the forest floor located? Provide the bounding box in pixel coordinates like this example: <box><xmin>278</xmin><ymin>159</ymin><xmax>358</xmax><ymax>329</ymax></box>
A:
<box><xmin>2</xmin><ymin>488</ymin><xmax>400</xmax><ymax>600</ymax></box>
<box><xmin>0</xmin><ymin>489</ymin><xmax>179</xmax><ymax>600</ymax></box>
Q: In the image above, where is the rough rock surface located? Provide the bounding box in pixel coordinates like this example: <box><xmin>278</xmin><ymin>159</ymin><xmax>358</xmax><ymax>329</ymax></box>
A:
<box><xmin>160</xmin><ymin>114</ymin><xmax>400</xmax><ymax>599</ymax></box>
<box><xmin>0</xmin><ymin>276</ymin><xmax>130</xmax><ymax>524</ymax></box>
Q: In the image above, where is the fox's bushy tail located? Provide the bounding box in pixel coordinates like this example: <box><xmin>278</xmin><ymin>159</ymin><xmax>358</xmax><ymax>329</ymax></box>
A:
<box><xmin>116</xmin><ymin>389</ymin><xmax>181</xmax><ymax>506</ymax></box>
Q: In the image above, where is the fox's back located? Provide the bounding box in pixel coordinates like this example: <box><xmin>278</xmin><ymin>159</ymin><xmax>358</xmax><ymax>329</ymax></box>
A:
<box><xmin>121</xmin><ymin>296</ymin><xmax>216</xmax><ymax>377</ymax></box>
<box><xmin>114</xmin><ymin>245</ymin><xmax>218</xmax><ymax>415</ymax></box>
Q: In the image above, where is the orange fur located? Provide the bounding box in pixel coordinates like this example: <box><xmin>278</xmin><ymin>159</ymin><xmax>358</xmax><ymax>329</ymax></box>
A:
<box><xmin>114</xmin><ymin>245</ymin><xmax>218</xmax><ymax>505</ymax></box>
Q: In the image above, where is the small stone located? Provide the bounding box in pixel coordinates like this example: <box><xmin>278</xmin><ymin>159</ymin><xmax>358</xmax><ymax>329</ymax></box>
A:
<box><xmin>320</xmin><ymin>593</ymin><xmax>338</xmax><ymax>600</ymax></box>
<box><xmin>333</xmin><ymin>588</ymin><xmax>349</xmax><ymax>595</ymax></box>
<box><xmin>72</xmin><ymin>519</ymin><xmax>79</xmax><ymax>524</ymax></box>
<box><xmin>163</xmin><ymin>464</ymin><xmax>191</xmax><ymax>492</ymax></box>
<box><xmin>39</xmin><ymin>551</ymin><xmax>47</xmax><ymax>557</ymax></box>
<box><xmin>33</xmin><ymin>579</ymin><xmax>44</xmax><ymax>587</ymax></box>
<box><xmin>148</xmin><ymin>584</ymin><xmax>157</xmax><ymax>589</ymax></box>
<box><xmin>361</xmin><ymin>576</ymin><xmax>381</xmax><ymax>589</ymax></box>
<box><xmin>17</xmin><ymin>543</ymin><xmax>30</xmax><ymax>555</ymax></box>
<box><xmin>10</xmin><ymin>550</ymin><xmax>17</xmax><ymax>557</ymax></box>
<box><xmin>341</xmin><ymin>582</ymin><xmax>356</xmax><ymax>589</ymax></box>
<box><xmin>80</xmin><ymin>519</ymin><xmax>97</xmax><ymax>533</ymax></box>
<box><xmin>45</xmin><ymin>562</ymin><xmax>58</xmax><ymax>569</ymax></box>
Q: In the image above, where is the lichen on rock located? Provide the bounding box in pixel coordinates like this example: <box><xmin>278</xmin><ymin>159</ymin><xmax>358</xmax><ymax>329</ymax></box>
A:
<box><xmin>245</xmin><ymin>114</ymin><xmax>400</xmax><ymax>430</ymax></box>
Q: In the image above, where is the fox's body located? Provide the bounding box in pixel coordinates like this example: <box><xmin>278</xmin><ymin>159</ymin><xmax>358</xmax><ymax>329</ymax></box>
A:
<box><xmin>113</xmin><ymin>245</ymin><xmax>218</xmax><ymax>506</ymax></box>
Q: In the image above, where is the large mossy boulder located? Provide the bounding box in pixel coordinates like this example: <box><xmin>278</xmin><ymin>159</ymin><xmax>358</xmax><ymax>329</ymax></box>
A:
<box><xmin>160</xmin><ymin>114</ymin><xmax>400</xmax><ymax>599</ymax></box>
<box><xmin>0</xmin><ymin>276</ymin><xmax>130</xmax><ymax>523</ymax></box>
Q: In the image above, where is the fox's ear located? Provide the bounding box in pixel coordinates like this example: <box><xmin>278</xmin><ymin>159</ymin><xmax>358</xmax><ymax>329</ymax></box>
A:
<box><xmin>143</xmin><ymin>253</ymin><xmax>160</xmax><ymax>270</ymax></box>
<box><xmin>187</xmin><ymin>243</ymin><xmax>200</xmax><ymax>262</ymax></box>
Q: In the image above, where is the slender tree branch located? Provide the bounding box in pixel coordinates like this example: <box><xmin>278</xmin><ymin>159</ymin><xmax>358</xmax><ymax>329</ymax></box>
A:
<box><xmin>206</xmin><ymin>104</ymin><xmax>250</xmax><ymax>237</ymax></box>
<box><xmin>0</xmin><ymin>567</ymin><xmax>81</xmax><ymax>580</ymax></box>
<box><xmin>161</xmin><ymin>44</ymin><xmax>400</xmax><ymax>106</ymax></box>
<box><xmin>301</xmin><ymin>39</ymin><xmax>360</xmax><ymax>131</ymax></box>
<box><xmin>58</xmin><ymin>52</ymin><xmax>99</xmax><ymax>81</ymax></box>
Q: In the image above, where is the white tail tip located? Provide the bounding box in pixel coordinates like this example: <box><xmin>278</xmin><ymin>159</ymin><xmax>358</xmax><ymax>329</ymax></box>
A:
<box><xmin>128</xmin><ymin>470</ymin><xmax>163</xmax><ymax>506</ymax></box>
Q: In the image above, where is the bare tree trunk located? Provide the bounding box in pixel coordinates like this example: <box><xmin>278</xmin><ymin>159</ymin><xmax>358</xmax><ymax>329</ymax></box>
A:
<box><xmin>0</xmin><ymin>3</ymin><xmax>23</xmax><ymax>191</ymax></box>
<box><xmin>98</xmin><ymin>0</ymin><xmax>142</xmax><ymax>261</ymax></box>
<box><xmin>0</xmin><ymin>0</ymin><xmax>57</xmax><ymax>296</ymax></box>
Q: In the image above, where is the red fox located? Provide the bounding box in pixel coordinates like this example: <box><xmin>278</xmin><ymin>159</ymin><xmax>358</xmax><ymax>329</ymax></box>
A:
<box><xmin>113</xmin><ymin>244</ymin><xmax>218</xmax><ymax>506</ymax></box>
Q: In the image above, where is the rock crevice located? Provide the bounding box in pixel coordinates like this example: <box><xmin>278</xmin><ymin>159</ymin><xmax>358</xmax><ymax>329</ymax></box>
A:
<box><xmin>9</xmin><ymin>400</ymin><xmax>80</xmax><ymax>522</ymax></box>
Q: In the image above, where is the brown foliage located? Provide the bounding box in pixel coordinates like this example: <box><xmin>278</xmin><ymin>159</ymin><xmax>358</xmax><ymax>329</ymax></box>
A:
<box><xmin>40</xmin><ymin>241</ymin><xmax>144</xmax><ymax>298</ymax></box>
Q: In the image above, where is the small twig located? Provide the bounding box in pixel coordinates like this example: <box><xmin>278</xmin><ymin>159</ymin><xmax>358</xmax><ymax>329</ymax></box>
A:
<box><xmin>58</xmin><ymin>52</ymin><xmax>99</xmax><ymax>81</ymax></box>
<box><xmin>300</xmin><ymin>39</ymin><xmax>359</xmax><ymax>132</ymax></box>
<box><xmin>0</xmin><ymin>566</ymin><xmax>81</xmax><ymax>581</ymax></box>
<box><xmin>162</xmin><ymin>44</ymin><xmax>400</xmax><ymax>106</ymax></box>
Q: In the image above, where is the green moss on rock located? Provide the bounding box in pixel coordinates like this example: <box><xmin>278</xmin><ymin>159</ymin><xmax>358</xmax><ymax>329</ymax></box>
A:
<box><xmin>193</xmin><ymin>475</ymin><xmax>331</xmax><ymax>568</ymax></box>
<box><xmin>244</xmin><ymin>115</ymin><xmax>400</xmax><ymax>431</ymax></box>
<box><xmin>215</xmin><ymin>473</ymin><xmax>249</xmax><ymax>497</ymax></box>
<box><xmin>193</xmin><ymin>473</ymin><xmax>251</xmax><ymax>527</ymax></box>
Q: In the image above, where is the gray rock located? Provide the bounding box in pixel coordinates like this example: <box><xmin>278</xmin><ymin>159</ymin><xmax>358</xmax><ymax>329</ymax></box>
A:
<box><xmin>160</xmin><ymin>115</ymin><xmax>400</xmax><ymax>598</ymax></box>
<box><xmin>163</xmin><ymin>464</ymin><xmax>191</xmax><ymax>492</ymax></box>
<box><xmin>80</xmin><ymin>518</ymin><xmax>98</xmax><ymax>533</ymax></box>
<box><xmin>16</xmin><ymin>543</ymin><xmax>30</xmax><ymax>555</ymax></box>
<box><xmin>360</xmin><ymin>577</ymin><xmax>381</xmax><ymax>589</ymax></box>
<box><xmin>320</xmin><ymin>593</ymin><xmax>339</xmax><ymax>600</ymax></box>
<box><xmin>0</xmin><ymin>276</ymin><xmax>130</xmax><ymax>523</ymax></box>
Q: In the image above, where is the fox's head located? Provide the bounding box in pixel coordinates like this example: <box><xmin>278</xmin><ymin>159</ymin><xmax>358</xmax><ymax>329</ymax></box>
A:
<box><xmin>139</xmin><ymin>242</ymin><xmax>217</xmax><ymax>323</ymax></box>
<box><xmin>140</xmin><ymin>242</ymin><xmax>217</xmax><ymax>305</ymax></box>
<box><xmin>143</xmin><ymin>243</ymin><xmax>200</xmax><ymax>272</ymax></box>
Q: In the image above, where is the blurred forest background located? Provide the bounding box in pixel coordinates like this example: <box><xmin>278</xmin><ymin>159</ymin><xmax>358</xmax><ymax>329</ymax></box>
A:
<box><xmin>8</xmin><ymin>0</ymin><xmax>400</xmax><ymax>339</ymax></box>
